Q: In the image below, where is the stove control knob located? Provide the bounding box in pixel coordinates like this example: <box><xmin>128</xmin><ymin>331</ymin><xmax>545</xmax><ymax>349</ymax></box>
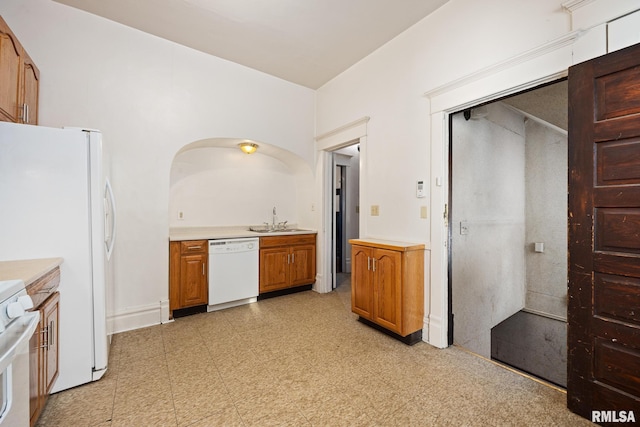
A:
<box><xmin>17</xmin><ymin>295</ymin><xmax>34</xmax><ymax>310</ymax></box>
<box><xmin>7</xmin><ymin>301</ymin><xmax>25</xmax><ymax>319</ymax></box>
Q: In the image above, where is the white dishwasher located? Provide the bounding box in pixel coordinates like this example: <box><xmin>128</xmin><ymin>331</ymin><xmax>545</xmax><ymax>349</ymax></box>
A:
<box><xmin>208</xmin><ymin>238</ymin><xmax>259</xmax><ymax>307</ymax></box>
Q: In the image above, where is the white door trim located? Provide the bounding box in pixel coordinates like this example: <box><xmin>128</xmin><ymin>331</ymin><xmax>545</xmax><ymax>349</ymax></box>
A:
<box><xmin>423</xmin><ymin>32</ymin><xmax>589</xmax><ymax>349</ymax></box>
<box><xmin>315</xmin><ymin>117</ymin><xmax>369</xmax><ymax>294</ymax></box>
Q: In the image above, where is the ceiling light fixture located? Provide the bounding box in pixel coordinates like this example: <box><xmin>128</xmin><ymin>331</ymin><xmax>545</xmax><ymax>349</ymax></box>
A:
<box><xmin>238</xmin><ymin>142</ymin><xmax>258</xmax><ymax>154</ymax></box>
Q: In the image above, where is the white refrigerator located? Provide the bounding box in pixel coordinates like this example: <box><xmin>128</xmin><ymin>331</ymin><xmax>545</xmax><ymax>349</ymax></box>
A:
<box><xmin>0</xmin><ymin>122</ymin><xmax>116</xmax><ymax>393</ymax></box>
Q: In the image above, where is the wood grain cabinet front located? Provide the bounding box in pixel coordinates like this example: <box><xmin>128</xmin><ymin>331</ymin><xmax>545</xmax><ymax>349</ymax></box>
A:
<box><xmin>259</xmin><ymin>234</ymin><xmax>316</xmax><ymax>294</ymax></box>
<box><xmin>27</xmin><ymin>268</ymin><xmax>60</xmax><ymax>427</ymax></box>
<box><xmin>169</xmin><ymin>240</ymin><xmax>208</xmax><ymax>317</ymax></box>
<box><xmin>350</xmin><ymin>239</ymin><xmax>424</xmax><ymax>343</ymax></box>
<box><xmin>0</xmin><ymin>16</ymin><xmax>39</xmax><ymax>125</ymax></box>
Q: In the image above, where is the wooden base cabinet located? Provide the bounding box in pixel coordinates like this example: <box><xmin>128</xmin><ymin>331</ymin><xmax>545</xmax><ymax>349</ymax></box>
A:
<box><xmin>29</xmin><ymin>291</ymin><xmax>59</xmax><ymax>427</ymax></box>
<box><xmin>350</xmin><ymin>239</ymin><xmax>424</xmax><ymax>339</ymax></box>
<box><xmin>169</xmin><ymin>240</ymin><xmax>208</xmax><ymax>318</ymax></box>
<box><xmin>259</xmin><ymin>234</ymin><xmax>316</xmax><ymax>294</ymax></box>
<box><xmin>0</xmin><ymin>16</ymin><xmax>39</xmax><ymax>125</ymax></box>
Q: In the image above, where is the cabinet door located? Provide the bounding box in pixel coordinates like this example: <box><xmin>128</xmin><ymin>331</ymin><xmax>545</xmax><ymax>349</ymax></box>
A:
<box><xmin>372</xmin><ymin>249</ymin><xmax>403</xmax><ymax>334</ymax></box>
<box><xmin>179</xmin><ymin>254</ymin><xmax>208</xmax><ymax>307</ymax></box>
<box><xmin>29</xmin><ymin>317</ymin><xmax>43</xmax><ymax>426</ymax></box>
<box><xmin>351</xmin><ymin>245</ymin><xmax>374</xmax><ymax>319</ymax></box>
<box><xmin>43</xmin><ymin>292</ymin><xmax>59</xmax><ymax>394</ymax></box>
<box><xmin>21</xmin><ymin>56</ymin><xmax>38</xmax><ymax>125</ymax></box>
<box><xmin>259</xmin><ymin>247</ymin><xmax>289</xmax><ymax>292</ymax></box>
<box><xmin>0</xmin><ymin>32</ymin><xmax>21</xmax><ymax>122</ymax></box>
<box><xmin>289</xmin><ymin>244</ymin><xmax>315</xmax><ymax>286</ymax></box>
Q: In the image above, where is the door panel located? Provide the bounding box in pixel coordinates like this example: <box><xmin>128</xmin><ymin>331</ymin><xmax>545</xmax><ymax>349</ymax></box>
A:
<box><xmin>180</xmin><ymin>254</ymin><xmax>207</xmax><ymax>307</ymax></box>
<box><xmin>259</xmin><ymin>247</ymin><xmax>288</xmax><ymax>292</ymax></box>
<box><xmin>290</xmin><ymin>245</ymin><xmax>315</xmax><ymax>286</ymax></box>
<box><xmin>351</xmin><ymin>246</ymin><xmax>373</xmax><ymax>319</ymax></box>
<box><xmin>372</xmin><ymin>249</ymin><xmax>402</xmax><ymax>333</ymax></box>
<box><xmin>568</xmin><ymin>42</ymin><xmax>640</xmax><ymax>418</ymax></box>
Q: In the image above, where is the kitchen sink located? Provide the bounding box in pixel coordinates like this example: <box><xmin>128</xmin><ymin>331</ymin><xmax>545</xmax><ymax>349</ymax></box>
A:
<box><xmin>248</xmin><ymin>227</ymin><xmax>307</xmax><ymax>233</ymax></box>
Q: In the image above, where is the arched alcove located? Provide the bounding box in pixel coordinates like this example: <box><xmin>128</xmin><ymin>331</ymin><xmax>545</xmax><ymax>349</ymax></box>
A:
<box><xmin>169</xmin><ymin>138</ymin><xmax>314</xmax><ymax>228</ymax></box>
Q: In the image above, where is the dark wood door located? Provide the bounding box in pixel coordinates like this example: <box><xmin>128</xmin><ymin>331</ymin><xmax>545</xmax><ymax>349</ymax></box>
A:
<box><xmin>568</xmin><ymin>42</ymin><xmax>640</xmax><ymax>419</ymax></box>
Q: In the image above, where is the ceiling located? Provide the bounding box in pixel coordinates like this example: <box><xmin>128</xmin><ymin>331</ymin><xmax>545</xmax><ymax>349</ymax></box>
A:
<box><xmin>502</xmin><ymin>80</ymin><xmax>567</xmax><ymax>131</ymax></box>
<box><xmin>53</xmin><ymin>0</ymin><xmax>449</xmax><ymax>89</ymax></box>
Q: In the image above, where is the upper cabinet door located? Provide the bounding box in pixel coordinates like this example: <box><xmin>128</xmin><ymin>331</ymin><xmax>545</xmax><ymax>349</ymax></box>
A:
<box><xmin>0</xmin><ymin>31</ymin><xmax>21</xmax><ymax>122</ymax></box>
<box><xmin>0</xmin><ymin>15</ymin><xmax>39</xmax><ymax>125</ymax></box>
<box><xmin>21</xmin><ymin>53</ymin><xmax>39</xmax><ymax>125</ymax></box>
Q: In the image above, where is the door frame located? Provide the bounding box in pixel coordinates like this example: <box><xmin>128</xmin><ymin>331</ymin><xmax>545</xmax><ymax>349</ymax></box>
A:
<box><xmin>315</xmin><ymin>117</ymin><xmax>369</xmax><ymax>294</ymax></box>
<box><xmin>423</xmin><ymin>32</ymin><xmax>581</xmax><ymax>348</ymax></box>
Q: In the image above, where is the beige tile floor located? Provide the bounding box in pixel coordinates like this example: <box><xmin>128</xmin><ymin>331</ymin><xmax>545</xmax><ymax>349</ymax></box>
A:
<box><xmin>36</xmin><ymin>278</ymin><xmax>593</xmax><ymax>426</ymax></box>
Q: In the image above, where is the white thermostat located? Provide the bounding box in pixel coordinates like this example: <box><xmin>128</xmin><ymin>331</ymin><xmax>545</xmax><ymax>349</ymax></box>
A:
<box><xmin>416</xmin><ymin>180</ymin><xmax>426</xmax><ymax>198</ymax></box>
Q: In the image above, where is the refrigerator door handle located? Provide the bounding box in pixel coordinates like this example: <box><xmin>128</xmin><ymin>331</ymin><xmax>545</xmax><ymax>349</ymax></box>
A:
<box><xmin>104</xmin><ymin>178</ymin><xmax>117</xmax><ymax>260</ymax></box>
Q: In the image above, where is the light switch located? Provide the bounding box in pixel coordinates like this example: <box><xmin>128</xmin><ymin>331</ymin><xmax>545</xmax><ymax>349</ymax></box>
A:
<box><xmin>371</xmin><ymin>205</ymin><xmax>380</xmax><ymax>216</ymax></box>
<box><xmin>178</xmin><ymin>211</ymin><xmax>184</xmax><ymax>220</ymax></box>
<box><xmin>420</xmin><ymin>206</ymin><xmax>428</xmax><ymax>219</ymax></box>
<box><xmin>534</xmin><ymin>242</ymin><xmax>544</xmax><ymax>253</ymax></box>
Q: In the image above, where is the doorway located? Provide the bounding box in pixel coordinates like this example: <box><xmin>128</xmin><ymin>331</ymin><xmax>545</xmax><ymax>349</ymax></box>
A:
<box><xmin>331</xmin><ymin>145</ymin><xmax>360</xmax><ymax>290</ymax></box>
<box><xmin>449</xmin><ymin>80</ymin><xmax>569</xmax><ymax>387</ymax></box>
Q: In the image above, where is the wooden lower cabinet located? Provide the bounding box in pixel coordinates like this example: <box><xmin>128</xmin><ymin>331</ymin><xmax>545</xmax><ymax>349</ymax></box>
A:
<box><xmin>350</xmin><ymin>239</ymin><xmax>424</xmax><ymax>341</ymax></box>
<box><xmin>259</xmin><ymin>234</ymin><xmax>316</xmax><ymax>294</ymax></box>
<box><xmin>30</xmin><ymin>291</ymin><xmax>59</xmax><ymax>427</ymax></box>
<box><xmin>169</xmin><ymin>240</ymin><xmax>208</xmax><ymax>317</ymax></box>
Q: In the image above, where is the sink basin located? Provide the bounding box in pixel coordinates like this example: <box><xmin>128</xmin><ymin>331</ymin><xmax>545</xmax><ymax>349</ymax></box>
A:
<box><xmin>248</xmin><ymin>227</ymin><xmax>307</xmax><ymax>233</ymax></box>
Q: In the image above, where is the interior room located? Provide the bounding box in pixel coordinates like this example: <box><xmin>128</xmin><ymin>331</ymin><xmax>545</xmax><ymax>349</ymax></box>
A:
<box><xmin>0</xmin><ymin>0</ymin><xmax>639</xmax><ymax>425</ymax></box>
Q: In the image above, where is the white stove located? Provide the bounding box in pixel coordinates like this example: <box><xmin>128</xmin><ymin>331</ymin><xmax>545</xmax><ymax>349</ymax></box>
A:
<box><xmin>0</xmin><ymin>280</ymin><xmax>39</xmax><ymax>427</ymax></box>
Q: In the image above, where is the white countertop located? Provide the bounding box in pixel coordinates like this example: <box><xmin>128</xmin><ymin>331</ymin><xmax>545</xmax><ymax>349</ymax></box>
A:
<box><xmin>169</xmin><ymin>226</ymin><xmax>317</xmax><ymax>241</ymax></box>
<box><xmin>0</xmin><ymin>257</ymin><xmax>63</xmax><ymax>286</ymax></box>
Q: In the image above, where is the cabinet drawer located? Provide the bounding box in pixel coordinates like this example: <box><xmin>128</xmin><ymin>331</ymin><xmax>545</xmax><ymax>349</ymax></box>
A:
<box><xmin>180</xmin><ymin>240</ymin><xmax>207</xmax><ymax>254</ymax></box>
<box><xmin>260</xmin><ymin>233</ymin><xmax>316</xmax><ymax>248</ymax></box>
<box><xmin>27</xmin><ymin>267</ymin><xmax>60</xmax><ymax>309</ymax></box>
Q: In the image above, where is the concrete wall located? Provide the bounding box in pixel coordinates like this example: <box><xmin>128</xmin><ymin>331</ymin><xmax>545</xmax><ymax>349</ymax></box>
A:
<box><xmin>451</xmin><ymin>103</ymin><xmax>526</xmax><ymax>358</ymax></box>
<box><xmin>524</xmin><ymin>120</ymin><xmax>568</xmax><ymax>320</ymax></box>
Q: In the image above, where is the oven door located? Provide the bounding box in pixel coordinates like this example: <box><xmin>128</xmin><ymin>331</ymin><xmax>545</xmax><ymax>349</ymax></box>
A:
<box><xmin>0</xmin><ymin>311</ymin><xmax>39</xmax><ymax>426</ymax></box>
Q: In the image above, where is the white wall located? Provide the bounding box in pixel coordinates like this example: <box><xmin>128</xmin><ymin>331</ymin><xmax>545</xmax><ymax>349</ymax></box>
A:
<box><xmin>316</xmin><ymin>0</ymin><xmax>569</xmax><ymax>243</ymax></box>
<box><xmin>170</xmin><ymin>147</ymin><xmax>300</xmax><ymax>228</ymax></box>
<box><xmin>0</xmin><ymin>0</ymin><xmax>316</xmax><ymax>330</ymax></box>
<box><xmin>316</xmin><ymin>0</ymin><xmax>639</xmax><ymax>347</ymax></box>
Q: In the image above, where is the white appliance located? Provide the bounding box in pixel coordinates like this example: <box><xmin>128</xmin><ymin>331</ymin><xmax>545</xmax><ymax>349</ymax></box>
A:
<box><xmin>208</xmin><ymin>238</ymin><xmax>259</xmax><ymax>309</ymax></box>
<box><xmin>0</xmin><ymin>122</ymin><xmax>116</xmax><ymax>393</ymax></box>
<box><xmin>0</xmin><ymin>279</ymin><xmax>39</xmax><ymax>427</ymax></box>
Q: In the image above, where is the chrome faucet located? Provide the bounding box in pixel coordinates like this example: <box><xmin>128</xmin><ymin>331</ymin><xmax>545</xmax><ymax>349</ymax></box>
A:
<box><xmin>272</xmin><ymin>207</ymin><xmax>277</xmax><ymax>229</ymax></box>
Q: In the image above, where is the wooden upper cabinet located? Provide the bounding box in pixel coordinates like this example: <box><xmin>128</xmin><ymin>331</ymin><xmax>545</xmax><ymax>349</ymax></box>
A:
<box><xmin>0</xmin><ymin>15</ymin><xmax>39</xmax><ymax>125</ymax></box>
<box><xmin>21</xmin><ymin>53</ymin><xmax>39</xmax><ymax>125</ymax></box>
<box><xmin>0</xmin><ymin>30</ymin><xmax>21</xmax><ymax>122</ymax></box>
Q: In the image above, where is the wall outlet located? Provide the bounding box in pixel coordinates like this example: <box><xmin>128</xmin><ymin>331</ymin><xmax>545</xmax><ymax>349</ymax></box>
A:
<box><xmin>420</xmin><ymin>206</ymin><xmax>428</xmax><ymax>219</ymax></box>
<box><xmin>178</xmin><ymin>211</ymin><xmax>184</xmax><ymax>220</ymax></box>
<box><xmin>371</xmin><ymin>205</ymin><xmax>380</xmax><ymax>216</ymax></box>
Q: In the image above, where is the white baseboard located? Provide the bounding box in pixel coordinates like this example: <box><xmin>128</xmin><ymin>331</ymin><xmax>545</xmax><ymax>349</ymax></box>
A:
<box><xmin>424</xmin><ymin>314</ymin><xmax>448</xmax><ymax>349</ymax></box>
<box><xmin>108</xmin><ymin>301</ymin><xmax>166</xmax><ymax>334</ymax></box>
